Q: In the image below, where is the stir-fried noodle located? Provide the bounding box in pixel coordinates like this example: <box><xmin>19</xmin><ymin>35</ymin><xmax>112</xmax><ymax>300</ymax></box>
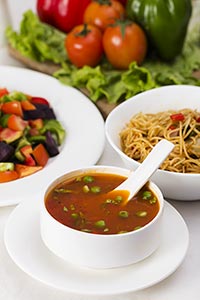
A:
<box><xmin>120</xmin><ymin>109</ymin><xmax>200</xmax><ymax>173</ymax></box>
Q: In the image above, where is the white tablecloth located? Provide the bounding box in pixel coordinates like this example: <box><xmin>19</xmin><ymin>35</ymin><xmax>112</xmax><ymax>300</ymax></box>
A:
<box><xmin>0</xmin><ymin>1</ymin><xmax>200</xmax><ymax>299</ymax></box>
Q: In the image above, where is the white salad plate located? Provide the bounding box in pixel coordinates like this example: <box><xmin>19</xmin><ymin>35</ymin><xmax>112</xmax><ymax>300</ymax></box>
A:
<box><xmin>0</xmin><ymin>66</ymin><xmax>105</xmax><ymax>206</ymax></box>
<box><xmin>4</xmin><ymin>198</ymin><xmax>189</xmax><ymax>296</ymax></box>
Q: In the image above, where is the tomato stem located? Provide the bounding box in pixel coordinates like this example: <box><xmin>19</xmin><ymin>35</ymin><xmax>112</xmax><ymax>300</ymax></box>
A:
<box><xmin>75</xmin><ymin>24</ymin><xmax>91</xmax><ymax>37</ymax></box>
<box><xmin>94</xmin><ymin>0</ymin><xmax>112</xmax><ymax>6</ymax></box>
<box><xmin>109</xmin><ymin>19</ymin><xmax>133</xmax><ymax>39</ymax></box>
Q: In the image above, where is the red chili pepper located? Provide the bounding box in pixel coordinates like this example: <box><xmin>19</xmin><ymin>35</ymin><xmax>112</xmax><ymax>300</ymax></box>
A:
<box><xmin>168</xmin><ymin>124</ymin><xmax>177</xmax><ymax>130</ymax></box>
<box><xmin>36</xmin><ymin>0</ymin><xmax>91</xmax><ymax>33</ymax></box>
<box><xmin>170</xmin><ymin>113</ymin><xmax>185</xmax><ymax>122</ymax></box>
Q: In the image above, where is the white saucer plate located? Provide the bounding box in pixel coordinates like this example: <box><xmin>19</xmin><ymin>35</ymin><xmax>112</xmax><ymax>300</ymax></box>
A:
<box><xmin>4</xmin><ymin>198</ymin><xmax>189</xmax><ymax>296</ymax></box>
<box><xmin>0</xmin><ymin>66</ymin><xmax>105</xmax><ymax>206</ymax></box>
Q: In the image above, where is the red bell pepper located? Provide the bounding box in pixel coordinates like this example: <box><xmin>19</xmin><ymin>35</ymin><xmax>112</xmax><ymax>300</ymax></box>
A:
<box><xmin>170</xmin><ymin>113</ymin><xmax>185</xmax><ymax>122</ymax></box>
<box><xmin>36</xmin><ymin>0</ymin><xmax>91</xmax><ymax>33</ymax></box>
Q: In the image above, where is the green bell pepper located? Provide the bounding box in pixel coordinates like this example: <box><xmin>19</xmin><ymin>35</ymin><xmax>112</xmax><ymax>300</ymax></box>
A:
<box><xmin>126</xmin><ymin>0</ymin><xmax>192</xmax><ymax>61</ymax></box>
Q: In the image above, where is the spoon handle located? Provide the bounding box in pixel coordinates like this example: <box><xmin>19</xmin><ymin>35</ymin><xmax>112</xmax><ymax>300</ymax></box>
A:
<box><xmin>115</xmin><ymin>139</ymin><xmax>174</xmax><ymax>200</ymax></box>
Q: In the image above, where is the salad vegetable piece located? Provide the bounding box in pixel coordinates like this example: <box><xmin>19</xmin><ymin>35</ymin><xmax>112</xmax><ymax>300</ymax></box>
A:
<box><xmin>0</xmin><ymin>88</ymin><xmax>65</xmax><ymax>183</ymax></box>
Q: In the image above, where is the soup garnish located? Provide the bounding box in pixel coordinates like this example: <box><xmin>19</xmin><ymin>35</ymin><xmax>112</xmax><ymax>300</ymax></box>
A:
<box><xmin>45</xmin><ymin>173</ymin><xmax>159</xmax><ymax>235</ymax></box>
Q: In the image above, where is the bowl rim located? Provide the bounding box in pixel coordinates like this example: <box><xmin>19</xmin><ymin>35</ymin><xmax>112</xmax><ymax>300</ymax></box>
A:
<box><xmin>41</xmin><ymin>165</ymin><xmax>164</xmax><ymax>238</ymax></box>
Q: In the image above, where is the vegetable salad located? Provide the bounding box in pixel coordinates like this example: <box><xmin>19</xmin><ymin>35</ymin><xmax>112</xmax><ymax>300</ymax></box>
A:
<box><xmin>0</xmin><ymin>88</ymin><xmax>65</xmax><ymax>183</ymax></box>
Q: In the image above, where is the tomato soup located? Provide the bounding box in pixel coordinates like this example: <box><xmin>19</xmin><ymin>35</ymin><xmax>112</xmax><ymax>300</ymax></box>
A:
<box><xmin>45</xmin><ymin>173</ymin><xmax>160</xmax><ymax>235</ymax></box>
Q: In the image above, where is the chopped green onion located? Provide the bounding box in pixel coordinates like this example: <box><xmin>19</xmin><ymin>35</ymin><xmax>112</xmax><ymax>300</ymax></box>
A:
<box><xmin>83</xmin><ymin>185</ymin><xmax>90</xmax><ymax>193</ymax></box>
<box><xmin>83</xmin><ymin>175</ymin><xmax>94</xmax><ymax>183</ymax></box>
<box><xmin>104</xmin><ymin>196</ymin><xmax>123</xmax><ymax>205</ymax></box>
<box><xmin>118</xmin><ymin>230</ymin><xmax>128</xmax><ymax>234</ymax></box>
<box><xmin>75</xmin><ymin>176</ymin><xmax>82</xmax><ymax>182</ymax></box>
<box><xmin>142</xmin><ymin>191</ymin><xmax>152</xmax><ymax>199</ymax></box>
<box><xmin>115</xmin><ymin>195</ymin><xmax>123</xmax><ymax>202</ymax></box>
<box><xmin>150</xmin><ymin>197</ymin><xmax>157</xmax><ymax>204</ymax></box>
<box><xmin>63</xmin><ymin>206</ymin><xmax>68</xmax><ymax>212</ymax></box>
<box><xmin>71</xmin><ymin>213</ymin><xmax>79</xmax><ymax>219</ymax></box>
<box><xmin>70</xmin><ymin>204</ymin><xmax>75</xmax><ymax>210</ymax></box>
<box><xmin>136</xmin><ymin>211</ymin><xmax>147</xmax><ymax>217</ymax></box>
<box><xmin>54</xmin><ymin>188</ymin><xmax>73</xmax><ymax>193</ymax></box>
<box><xmin>118</xmin><ymin>210</ymin><xmax>129</xmax><ymax>218</ymax></box>
<box><xmin>95</xmin><ymin>220</ymin><xmax>106</xmax><ymax>228</ymax></box>
<box><xmin>105</xmin><ymin>198</ymin><xmax>113</xmax><ymax>204</ymax></box>
<box><xmin>91</xmin><ymin>186</ymin><xmax>101</xmax><ymax>193</ymax></box>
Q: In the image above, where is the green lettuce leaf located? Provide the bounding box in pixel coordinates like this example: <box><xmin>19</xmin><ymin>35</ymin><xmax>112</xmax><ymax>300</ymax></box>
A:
<box><xmin>6</xmin><ymin>10</ymin><xmax>68</xmax><ymax>64</ymax></box>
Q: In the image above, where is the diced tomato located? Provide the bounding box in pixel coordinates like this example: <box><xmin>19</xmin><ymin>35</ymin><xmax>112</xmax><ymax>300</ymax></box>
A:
<box><xmin>24</xmin><ymin>156</ymin><xmax>36</xmax><ymax>166</ymax></box>
<box><xmin>31</xmin><ymin>97</ymin><xmax>49</xmax><ymax>106</ymax></box>
<box><xmin>29</xmin><ymin>118</ymin><xmax>43</xmax><ymax>129</ymax></box>
<box><xmin>29</xmin><ymin>128</ymin><xmax>40</xmax><ymax>136</ymax></box>
<box><xmin>7</xmin><ymin>115</ymin><xmax>28</xmax><ymax>131</ymax></box>
<box><xmin>32</xmin><ymin>143</ymin><xmax>49</xmax><ymax>166</ymax></box>
<box><xmin>15</xmin><ymin>164</ymin><xmax>42</xmax><ymax>178</ymax></box>
<box><xmin>0</xmin><ymin>170</ymin><xmax>19</xmax><ymax>183</ymax></box>
<box><xmin>0</xmin><ymin>128</ymin><xmax>23</xmax><ymax>143</ymax></box>
<box><xmin>0</xmin><ymin>88</ymin><xmax>9</xmax><ymax>98</ymax></box>
<box><xmin>1</xmin><ymin>101</ymin><xmax>23</xmax><ymax>117</ymax></box>
<box><xmin>21</xmin><ymin>100</ymin><xmax>36</xmax><ymax>111</ymax></box>
<box><xmin>170</xmin><ymin>113</ymin><xmax>185</xmax><ymax>122</ymax></box>
<box><xmin>20</xmin><ymin>145</ymin><xmax>33</xmax><ymax>156</ymax></box>
<box><xmin>20</xmin><ymin>145</ymin><xmax>36</xmax><ymax>166</ymax></box>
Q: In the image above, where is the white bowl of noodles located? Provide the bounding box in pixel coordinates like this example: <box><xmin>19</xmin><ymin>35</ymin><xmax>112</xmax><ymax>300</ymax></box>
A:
<box><xmin>105</xmin><ymin>85</ymin><xmax>200</xmax><ymax>201</ymax></box>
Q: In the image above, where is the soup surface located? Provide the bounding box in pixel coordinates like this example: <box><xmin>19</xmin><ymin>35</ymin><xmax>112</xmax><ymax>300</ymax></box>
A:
<box><xmin>45</xmin><ymin>173</ymin><xmax>159</xmax><ymax>235</ymax></box>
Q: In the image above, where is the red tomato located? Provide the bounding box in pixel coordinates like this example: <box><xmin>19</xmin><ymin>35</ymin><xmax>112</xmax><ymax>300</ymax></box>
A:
<box><xmin>1</xmin><ymin>101</ymin><xmax>23</xmax><ymax>117</ymax></box>
<box><xmin>7</xmin><ymin>115</ymin><xmax>28</xmax><ymax>131</ymax></box>
<box><xmin>65</xmin><ymin>24</ymin><xmax>103</xmax><ymax>68</ymax></box>
<box><xmin>103</xmin><ymin>21</ymin><xmax>147</xmax><ymax>69</ymax></box>
<box><xmin>21</xmin><ymin>100</ymin><xmax>36</xmax><ymax>110</ymax></box>
<box><xmin>29</xmin><ymin>119</ymin><xmax>43</xmax><ymax>130</ymax></box>
<box><xmin>0</xmin><ymin>88</ymin><xmax>9</xmax><ymax>98</ymax></box>
<box><xmin>84</xmin><ymin>0</ymin><xmax>125</xmax><ymax>32</ymax></box>
<box><xmin>0</xmin><ymin>170</ymin><xmax>19</xmax><ymax>183</ymax></box>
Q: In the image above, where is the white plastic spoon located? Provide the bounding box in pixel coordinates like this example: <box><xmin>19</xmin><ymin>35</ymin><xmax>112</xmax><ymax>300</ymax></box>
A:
<box><xmin>113</xmin><ymin>139</ymin><xmax>174</xmax><ymax>201</ymax></box>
